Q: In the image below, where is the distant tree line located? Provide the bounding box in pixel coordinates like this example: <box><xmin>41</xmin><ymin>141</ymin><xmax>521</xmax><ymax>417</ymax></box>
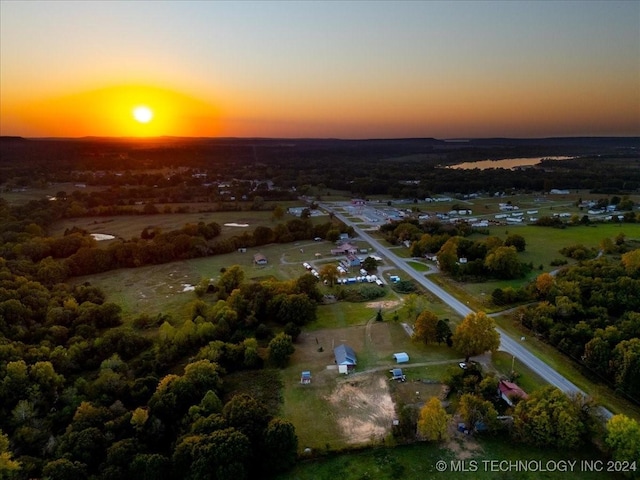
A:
<box><xmin>0</xmin><ymin>197</ymin><xmax>351</xmax><ymax>279</ymax></box>
<box><xmin>2</xmin><ymin>138</ymin><xmax>640</xmax><ymax>201</ymax></box>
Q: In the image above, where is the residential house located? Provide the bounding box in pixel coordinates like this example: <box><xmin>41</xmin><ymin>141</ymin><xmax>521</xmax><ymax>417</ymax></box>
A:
<box><xmin>498</xmin><ymin>380</ymin><xmax>528</xmax><ymax>407</ymax></box>
<box><xmin>334</xmin><ymin>344</ymin><xmax>357</xmax><ymax>373</ymax></box>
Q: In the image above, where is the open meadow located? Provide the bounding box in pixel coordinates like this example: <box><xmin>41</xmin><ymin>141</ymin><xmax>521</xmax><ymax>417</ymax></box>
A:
<box><xmin>47</xmin><ymin>204</ymin><xmax>319</xmax><ymax>242</ymax></box>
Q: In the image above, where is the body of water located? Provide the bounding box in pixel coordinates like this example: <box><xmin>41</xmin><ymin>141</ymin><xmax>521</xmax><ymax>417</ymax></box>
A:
<box><xmin>447</xmin><ymin>156</ymin><xmax>574</xmax><ymax>170</ymax></box>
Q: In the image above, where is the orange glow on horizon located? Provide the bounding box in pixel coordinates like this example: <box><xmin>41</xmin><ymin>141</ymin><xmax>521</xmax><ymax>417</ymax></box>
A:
<box><xmin>4</xmin><ymin>85</ymin><xmax>220</xmax><ymax>137</ymax></box>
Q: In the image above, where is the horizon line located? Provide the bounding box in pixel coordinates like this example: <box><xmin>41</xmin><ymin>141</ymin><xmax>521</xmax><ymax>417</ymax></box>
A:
<box><xmin>2</xmin><ymin>134</ymin><xmax>639</xmax><ymax>142</ymax></box>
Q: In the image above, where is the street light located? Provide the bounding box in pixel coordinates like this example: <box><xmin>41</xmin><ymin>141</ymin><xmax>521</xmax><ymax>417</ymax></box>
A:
<box><xmin>511</xmin><ymin>337</ymin><xmax>526</xmax><ymax>379</ymax></box>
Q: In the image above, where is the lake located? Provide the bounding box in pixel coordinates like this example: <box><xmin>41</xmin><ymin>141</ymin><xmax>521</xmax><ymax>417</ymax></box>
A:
<box><xmin>447</xmin><ymin>156</ymin><xmax>574</xmax><ymax>170</ymax></box>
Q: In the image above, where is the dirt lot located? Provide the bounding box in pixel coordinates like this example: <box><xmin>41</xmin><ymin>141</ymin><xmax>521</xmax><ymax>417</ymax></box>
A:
<box><xmin>327</xmin><ymin>374</ymin><xmax>395</xmax><ymax>444</ymax></box>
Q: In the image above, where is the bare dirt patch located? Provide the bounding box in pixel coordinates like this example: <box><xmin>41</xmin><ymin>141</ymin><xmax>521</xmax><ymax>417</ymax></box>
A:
<box><xmin>445</xmin><ymin>414</ymin><xmax>484</xmax><ymax>460</ymax></box>
<box><xmin>365</xmin><ymin>300</ymin><xmax>402</xmax><ymax>309</ymax></box>
<box><xmin>327</xmin><ymin>374</ymin><xmax>395</xmax><ymax>445</ymax></box>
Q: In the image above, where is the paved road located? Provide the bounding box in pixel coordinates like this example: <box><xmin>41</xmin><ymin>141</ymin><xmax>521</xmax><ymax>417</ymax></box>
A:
<box><xmin>320</xmin><ymin>202</ymin><xmax>613</xmax><ymax>419</ymax></box>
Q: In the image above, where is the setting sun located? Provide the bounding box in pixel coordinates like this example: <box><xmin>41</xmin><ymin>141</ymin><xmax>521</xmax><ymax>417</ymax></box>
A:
<box><xmin>133</xmin><ymin>106</ymin><xmax>153</xmax><ymax>124</ymax></box>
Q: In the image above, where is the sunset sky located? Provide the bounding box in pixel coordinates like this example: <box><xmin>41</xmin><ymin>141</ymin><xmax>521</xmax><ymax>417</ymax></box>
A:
<box><xmin>1</xmin><ymin>1</ymin><xmax>638</xmax><ymax>139</ymax></box>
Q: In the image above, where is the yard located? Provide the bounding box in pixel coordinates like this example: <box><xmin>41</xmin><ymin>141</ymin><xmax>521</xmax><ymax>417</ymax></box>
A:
<box><xmin>281</xmin><ymin>321</ymin><xmax>464</xmax><ymax>452</ymax></box>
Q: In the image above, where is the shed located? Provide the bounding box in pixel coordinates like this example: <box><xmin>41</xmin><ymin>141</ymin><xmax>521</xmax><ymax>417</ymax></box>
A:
<box><xmin>393</xmin><ymin>352</ymin><xmax>409</xmax><ymax>364</ymax></box>
<box><xmin>253</xmin><ymin>253</ymin><xmax>268</xmax><ymax>265</ymax></box>
<box><xmin>300</xmin><ymin>371</ymin><xmax>311</xmax><ymax>384</ymax></box>
<box><xmin>334</xmin><ymin>344</ymin><xmax>357</xmax><ymax>373</ymax></box>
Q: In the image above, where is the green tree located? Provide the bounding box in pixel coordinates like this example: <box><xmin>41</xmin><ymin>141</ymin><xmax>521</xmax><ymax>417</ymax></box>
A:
<box><xmin>239</xmin><ymin>336</ymin><xmax>259</xmax><ymax>365</ymax></box>
<box><xmin>484</xmin><ymin>246</ymin><xmax>521</xmax><ymax>279</ymax></box>
<box><xmin>41</xmin><ymin>458</ymin><xmax>86</xmax><ymax>480</ymax></box>
<box><xmin>174</xmin><ymin>429</ymin><xmax>252</xmax><ymax>480</ymax></box>
<box><xmin>436</xmin><ymin>319</ymin><xmax>453</xmax><ymax>345</ymax></box>
<box><xmin>268</xmin><ymin>333</ymin><xmax>295</xmax><ymax>368</ymax></box>
<box><xmin>252</xmin><ymin>225</ymin><xmax>273</xmax><ymax>245</ymax></box>
<box><xmin>326</xmin><ymin>229</ymin><xmax>340</xmax><ymax>242</ymax></box>
<box><xmin>277</xmin><ymin>294</ymin><xmax>316</xmax><ymax>326</ymax></box>
<box><xmin>417</xmin><ymin>397</ymin><xmax>450</xmax><ymax>442</ymax></box>
<box><xmin>452</xmin><ymin>312</ymin><xmax>500</xmax><ymax>362</ymax></box>
<box><xmin>437</xmin><ymin>236</ymin><xmax>459</xmax><ymax>274</ymax></box>
<box><xmin>319</xmin><ymin>264</ymin><xmax>339</xmax><ymax>287</ymax></box>
<box><xmin>271</xmin><ymin>205</ymin><xmax>285</xmax><ymax>222</ymax></box>
<box><xmin>504</xmin><ymin>234</ymin><xmax>526</xmax><ymax>252</ymax></box>
<box><xmin>513</xmin><ymin>386</ymin><xmax>587</xmax><ymax>449</ymax></box>
<box><xmin>251</xmin><ymin>195</ymin><xmax>265</xmax><ymax>211</ymax></box>
<box><xmin>218</xmin><ymin>265</ymin><xmax>245</xmax><ymax>297</ymax></box>
<box><xmin>403</xmin><ymin>293</ymin><xmax>421</xmax><ymax>321</ymax></box>
<box><xmin>458</xmin><ymin>393</ymin><xmax>498</xmax><ymax>432</ymax></box>
<box><xmin>294</xmin><ymin>273</ymin><xmax>322</xmax><ymax>302</ymax></box>
<box><xmin>610</xmin><ymin>338</ymin><xmax>640</xmax><ymax>399</ymax></box>
<box><xmin>130</xmin><ymin>407</ymin><xmax>149</xmax><ymax>432</ymax></box>
<box><xmin>413</xmin><ymin>310</ymin><xmax>438</xmax><ymax>344</ymax></box>
<box><xmin>621</xmin><ymin>249</ymin><xmax>640</xmax><ymax>276</ymax></box>
<box><xmin>130</xmin><ymin>454</ymin><xmax>170</xmax><ymax>480</ymax></box>
<box><xmin>362</xmin><ymin>256</ymin><xmax>378</xmax><ymax>272</ymax></box>
<box><xmin>605</xmin><ymin>414</ymin><xmax>640</xmax><ymax>472</ymax></box>
<box><xmin>222</xmin><ymin>394</ymin><xmax>270</xmax><ymax>448</ymax></box>
<box><xmin>261</xmin><ymin>418</ymin><xmax>298</xmax><ymax>473</ymax></box>
<box><xmin>0</xmin><ymin>429</ymin><xmax>20</xmax><ymax>477</ymax></box>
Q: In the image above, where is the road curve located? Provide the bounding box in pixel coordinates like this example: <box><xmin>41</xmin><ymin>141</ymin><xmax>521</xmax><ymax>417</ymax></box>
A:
<box><xmin>321</xmin><ymin>203</ymin><xmax>613</xmax><ymax>418</ymax></box>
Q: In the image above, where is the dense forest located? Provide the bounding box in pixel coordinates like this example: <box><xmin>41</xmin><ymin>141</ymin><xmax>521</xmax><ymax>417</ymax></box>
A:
<box><xmin>519</xmin><ymin>247</ymin><xmax>640</xmax><ymax>403</ymax></box>
<box><xmin>0</xmin><ymin>200</ymin><xmax>324</xmax><ymax>478</ymax></box>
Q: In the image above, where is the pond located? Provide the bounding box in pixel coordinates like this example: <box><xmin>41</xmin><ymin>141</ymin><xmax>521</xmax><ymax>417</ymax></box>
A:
<box><xmin>447</xmin><ymin>156</ymin><xmax>574</xmax><ymax>170</ymax></box>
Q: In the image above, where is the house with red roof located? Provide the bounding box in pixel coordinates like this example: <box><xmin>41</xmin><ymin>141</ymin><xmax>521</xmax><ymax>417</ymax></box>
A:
<box><xmin>498</xmin><ymin>380</ymin><xmax>528</xmax><ymax>407</ymax></box>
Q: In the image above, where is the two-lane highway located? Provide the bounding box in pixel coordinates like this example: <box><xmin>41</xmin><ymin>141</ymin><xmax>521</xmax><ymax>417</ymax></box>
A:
<box><xmin>321</xmin><ymin>202</ymin><xmax>612</xmax><ymax>418</ymax></box>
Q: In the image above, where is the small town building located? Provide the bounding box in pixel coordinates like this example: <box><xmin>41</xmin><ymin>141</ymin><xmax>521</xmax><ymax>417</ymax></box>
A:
<box><xmin>330</xmin><ymin>242</ymin><xmax>358</xmax><ymax>255</ymax></box>
<box><xmin>346</xmin><ymin>254</ymin><xmax>361</xmax><ymax>267</ymax></box>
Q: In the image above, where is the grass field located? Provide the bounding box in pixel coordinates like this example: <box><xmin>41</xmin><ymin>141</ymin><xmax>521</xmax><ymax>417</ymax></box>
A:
<box><xmin>47</xmin><ymin>206</ymin><xmax>326</xmax><ymax>243</ymax></box>
<box><xmin>464</xmin><ymin>222</ymin><xmax>640</xmax><ymax>296</ymax></box>
<box><xmin>277</xmin><ymin>438</ymin><xmax>625</xmax><ymax>480</ymax></box>
<box><xmin>73</xmin><ymin>238</ymin><xmax>348</xmax><ymax>321</ymax></box>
